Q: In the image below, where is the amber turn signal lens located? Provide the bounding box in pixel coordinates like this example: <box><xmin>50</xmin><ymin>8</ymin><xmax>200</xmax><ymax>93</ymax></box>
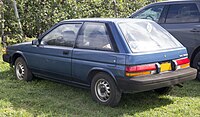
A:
<box><xmin>126</xmin><ymin>71</ymin><xmax>151</xmax><ymax>77</ymax></box>
<box><xmin>180</xmin><ymin>63</ymin><xmax>190</xmax><ymax>69</ymax></box>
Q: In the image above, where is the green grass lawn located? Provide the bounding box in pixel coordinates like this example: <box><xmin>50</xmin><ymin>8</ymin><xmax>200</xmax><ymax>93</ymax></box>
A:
<box><xmin>0</xmin><ymin>47</ymin><xmax>200</xmax><ymax>117</ymax></box>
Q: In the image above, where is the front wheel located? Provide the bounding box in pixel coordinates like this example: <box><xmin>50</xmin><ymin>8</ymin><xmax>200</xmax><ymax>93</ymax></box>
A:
<box><xmin>14</xmin><ymin>57</ymin><xmax>33</xmax><ymax>81</ymax></box>
<box><xmin>91</xmin><ymin>73</ymin><xmax>122</xmax><ymax>107</ymax></box>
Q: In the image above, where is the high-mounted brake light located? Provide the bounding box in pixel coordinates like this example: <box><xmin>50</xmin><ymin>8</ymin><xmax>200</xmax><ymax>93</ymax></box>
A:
<box><xmin>175</xmin><ymin>58</ymin><xmax>190</xmax><ymax>69</ymax></box>
<box><xmin>126</xmin><ymin>64</ymin><xmax>157</xmax><ymax>77</ymax></box>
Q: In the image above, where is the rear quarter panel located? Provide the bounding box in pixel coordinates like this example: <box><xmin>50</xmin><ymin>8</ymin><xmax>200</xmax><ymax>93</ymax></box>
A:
<box><xmin>72</xmin><ymin>49</ymin><xmax>126</xmax><ymax>84</ymax></box>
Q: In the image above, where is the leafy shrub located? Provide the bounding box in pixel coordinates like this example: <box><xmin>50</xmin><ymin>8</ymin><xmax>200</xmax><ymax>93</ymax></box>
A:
<box><xmin>2</xmin><ymin>0</ymin><xmax>157</xmax><ymax>42</ymax></box>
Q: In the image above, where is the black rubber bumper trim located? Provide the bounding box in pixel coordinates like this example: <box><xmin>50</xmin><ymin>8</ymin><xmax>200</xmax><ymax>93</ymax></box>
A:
<box><xmin>117</xmin><ymin>67</ymin><xmax>197</xmax><ymax>93</ymax></box>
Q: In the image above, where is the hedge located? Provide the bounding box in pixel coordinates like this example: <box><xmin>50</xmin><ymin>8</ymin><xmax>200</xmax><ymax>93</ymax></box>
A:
<box><xmin>2</xmin><ymin>0</ymin><xmax>157</xmax><ymax>39</ymax></box>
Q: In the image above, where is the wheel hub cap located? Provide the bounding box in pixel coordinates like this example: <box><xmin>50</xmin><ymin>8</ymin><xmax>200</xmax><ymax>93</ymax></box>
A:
<box><xmin>16</xmin><ymin>62</ymin><xmax>25</xmax><ymax>80</ymax></box>
<box><xmin>95</xmin><ymin>79</ymin><xmax>111</xmax><ymax>102</ymax></box>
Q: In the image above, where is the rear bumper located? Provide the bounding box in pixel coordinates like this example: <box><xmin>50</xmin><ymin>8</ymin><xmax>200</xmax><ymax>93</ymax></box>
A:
<box><xmin>117</xmin><ymin>67</ymin><xmax>197</xmax><ymax>93</ymax></box>
<box><xmin>2</xmin><ymin>54</ymin><xmax>11</xmax><ymax>63</ymax></box>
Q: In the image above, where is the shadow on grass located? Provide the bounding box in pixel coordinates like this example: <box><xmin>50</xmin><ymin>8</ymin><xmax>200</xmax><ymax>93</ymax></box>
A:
<box><xmin>0</xmin><ymin>69</ymin><xmax>175</xmax><ymax>116</ymax></box>
<box><xmin>169</xmin><ymin>80</ymin><xmax>200</xmax><ymax>98</ymax></box>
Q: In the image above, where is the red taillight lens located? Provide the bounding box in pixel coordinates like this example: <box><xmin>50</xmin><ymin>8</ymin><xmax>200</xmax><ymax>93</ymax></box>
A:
<box><xmin>126</xmin><ymin>64</ymin><xmax>156</xmax><ymax>72</ymax></box>
<box><xmin>176</xmin><ymin>58</ymin><xmax>190</xmax><ymax>65</ymax></box>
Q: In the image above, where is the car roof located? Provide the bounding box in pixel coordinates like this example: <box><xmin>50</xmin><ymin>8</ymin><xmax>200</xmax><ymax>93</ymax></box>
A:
<box><xmin>153</xmin><ymin>0</ymin><xmax>199</xmax><ymax>5</ymax></box>
<box><xmin>61</xmin><ymin>18</ymin><xmax>150</xmax><ymax>23</ymax></box>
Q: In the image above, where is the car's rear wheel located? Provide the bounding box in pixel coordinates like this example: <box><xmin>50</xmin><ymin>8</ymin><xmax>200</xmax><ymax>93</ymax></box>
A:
<box><xmin>14</xmin><ymin>57</ymin><xmax>33</xmax><ymax>81</ymax></box>
<box><xmin>91</xmin><ymin>72</ymin><xmax>122</xmax><ymax>107</ymax></box>
<box><xmin>154</xmin><ymin>87</ymin><xmax>172</xmax><ymax>95</ymax></box>
<box><xmin>193</xmin><ymin>52</ymin><xmax>200</xmax><ymax>81</ymax></box>
<box><xmin>196</xmin><ymin>70</ymin><xmax>200</xmax><ymax>81</ymax></box>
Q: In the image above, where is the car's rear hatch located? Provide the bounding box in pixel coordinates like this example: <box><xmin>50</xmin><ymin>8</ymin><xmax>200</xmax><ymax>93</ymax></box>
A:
<box><xmin>118</xmin><ymin>19</ymin><xmax>190</xmax><ymax>76</ymax></box>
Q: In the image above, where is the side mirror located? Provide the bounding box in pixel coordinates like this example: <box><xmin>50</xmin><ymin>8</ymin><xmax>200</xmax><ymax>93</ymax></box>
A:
<box><xmin>32</xmin><ymin>39</ymin><xmax>39</xmax><ymax>46</ymax></box>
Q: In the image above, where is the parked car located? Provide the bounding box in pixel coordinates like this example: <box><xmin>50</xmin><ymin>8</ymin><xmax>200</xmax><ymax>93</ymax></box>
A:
<box><xmin>2</xmin><ymin>18</ymin><xmax>196</xmax><ymax>106</ymax></box>
<box><xmin>129</xmin><ymin>0</ymin><xmax>200</xmax><ymax>80</ymax></box>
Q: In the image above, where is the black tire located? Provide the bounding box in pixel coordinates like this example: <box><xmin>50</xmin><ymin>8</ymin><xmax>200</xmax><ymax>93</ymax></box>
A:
<box><xmin>193</xmin><ymin>52</ymin><xmax>200</xmax><ymax>81</ymax></box>
<box><xmin>14</xmin><ymin>57</ymin><xmax>33</xmax><ymax>81</ymax></box>
<box><xmin>196</xmin><ymin>71</ymin><xmax>200</xmax><ymax>81</ymax></box>
<box><xmin>154</xmin><ymin>87</ymin><xmax>172</xmax><ymax>95</ymax></box>
<box><xmin>91</xmin><ymin>72</ymin><xmax>122</xmax><ymax>107</ymax></box>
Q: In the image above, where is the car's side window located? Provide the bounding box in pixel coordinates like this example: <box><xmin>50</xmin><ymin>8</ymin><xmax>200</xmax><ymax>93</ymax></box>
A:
<box><xmin>166</xmin><ymin>3</ymin><xmax>200</xmax><ymax>23</ymax></box>
<box><xmin>42</xmin><ymin>23</ymin><xmax>82</xmax><ymax>47</ymax></box>
<box><xmin>134</xmin><ymin>5</ymin><xmax>164</xmax><ymax>22</ymax></box>
<box><xmin>76</xmin><ymin>22</ymin><xmax>114</xmax><ymax>51</ymax></box>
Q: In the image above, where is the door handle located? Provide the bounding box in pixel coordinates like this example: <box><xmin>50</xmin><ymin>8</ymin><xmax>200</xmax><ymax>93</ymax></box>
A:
<box><xmin>63</xmin><ymin>50</ymin><xmax>70</xmax><ymax>55</ymax></box>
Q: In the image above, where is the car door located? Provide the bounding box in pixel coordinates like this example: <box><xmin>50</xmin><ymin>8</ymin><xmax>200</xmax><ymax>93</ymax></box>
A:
<box><xmin>72</xmin><ymin>22</ymin><xmax>118</xmax><ymax>84</ymax></box>
<box><xmin>160</xmin><ymin>3</ymin><xmax>200</xmax><ymax>58</ymax></box>
<box><xmin>26</xmin><ymin>23</ymin><xmax>82</xmax><ymax>81</ymax></box>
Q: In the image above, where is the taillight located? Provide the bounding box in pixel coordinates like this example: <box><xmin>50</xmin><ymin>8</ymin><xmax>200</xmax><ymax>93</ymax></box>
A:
<box><xmin>126</xmin><ymin>64</ymin><xmax>157</xmax><ymax>77</ymax></box>
<box><xmin>175</xmin><ymin>58</ymin><xmax>190</xmax><ymax>69</ymax></box>
<box><xmin>125</xmin><ymin>58</ymin><xmax>190</xmax><ymax>77</ymax></box>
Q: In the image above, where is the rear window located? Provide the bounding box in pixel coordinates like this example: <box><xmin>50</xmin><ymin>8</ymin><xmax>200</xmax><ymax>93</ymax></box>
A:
<box><xmin>118</xmin><ymin>21</ymin><xmax>183</xmax><ymax>52</ymax></box>
<box><xmin>133</xmin><ymin>5</ymin><xmax>164</xmax><ymax>22</ymax></box>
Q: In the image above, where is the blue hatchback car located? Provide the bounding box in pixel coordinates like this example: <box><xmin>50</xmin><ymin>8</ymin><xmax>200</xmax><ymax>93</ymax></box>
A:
<box><xmin>2</xmin><ymin>18</ymin><xmax>197</xmax><ymax>106</ymax></box>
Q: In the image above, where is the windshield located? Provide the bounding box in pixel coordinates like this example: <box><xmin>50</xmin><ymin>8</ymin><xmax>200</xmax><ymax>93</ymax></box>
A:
<box><xmin>118</xmin><ymin>20</ymin><xmax>183</xmax><ymax>52</ymax></box>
